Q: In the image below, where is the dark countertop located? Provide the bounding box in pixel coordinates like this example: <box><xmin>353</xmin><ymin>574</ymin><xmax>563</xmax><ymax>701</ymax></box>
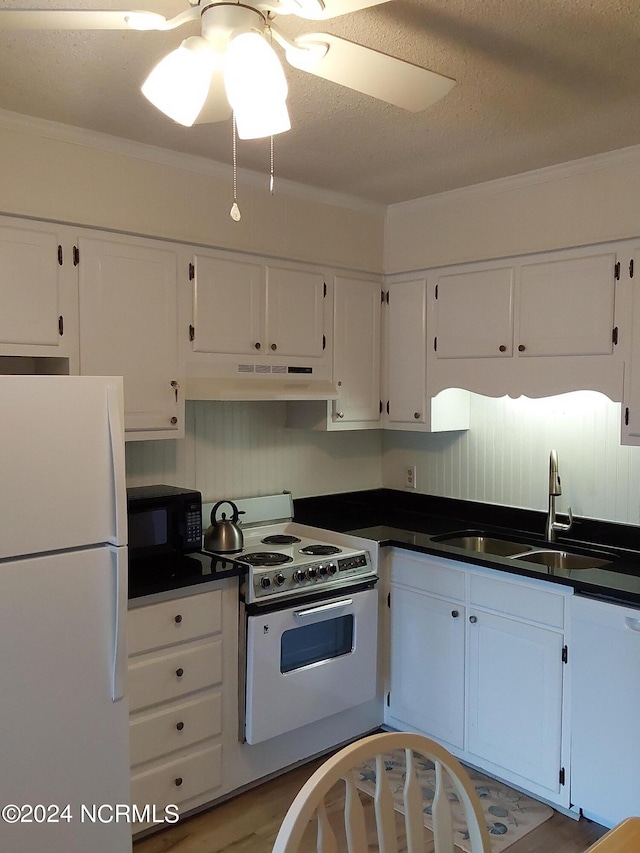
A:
<box><xmin>293</xmin><ymin>489</ymin><xmax>640</xmax><ymax>607</ymax></box>
<box><xmin>128</xmin><ymin>552</ymin><xmax>246</xmax><ymax>601</ymax></box>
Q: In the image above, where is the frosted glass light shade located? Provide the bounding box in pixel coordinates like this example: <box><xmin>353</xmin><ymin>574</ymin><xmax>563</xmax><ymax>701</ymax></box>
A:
<box><xmin>141</xmin><ymin>36</ymin><xmax>218</xmax><ymax>126</ymax></box>
<box><xmin>224</xmin><ymin>32</ymin><xmax>291</xmax><ymax>139</ymax></box>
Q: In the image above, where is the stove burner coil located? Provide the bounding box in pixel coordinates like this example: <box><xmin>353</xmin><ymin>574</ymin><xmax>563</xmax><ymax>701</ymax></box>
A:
<box><xmin>299</xmin><ymin>544</ymin><xmax>342</xmax><ymax>556</ymax></box>
<box><xmin>242</xmin><ymin>552</ymin><xmax>294</xmax><ymax>567</ymax></box>
<box><xmin>261</xmin><ymin>534</ymin><xmax>302</xmax><ymax>545</ymax></box>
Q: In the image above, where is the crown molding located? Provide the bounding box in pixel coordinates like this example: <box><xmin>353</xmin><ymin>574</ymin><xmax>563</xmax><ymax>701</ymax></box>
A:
<box><xmin>0</xmin><ymin>108</ymin><xmax>385</xmax><ymax>216</ymax></box>
<box><xmin>387</xmin><ymin>144</ymin><xmax>640</xmax><ymax>217</ymax></box>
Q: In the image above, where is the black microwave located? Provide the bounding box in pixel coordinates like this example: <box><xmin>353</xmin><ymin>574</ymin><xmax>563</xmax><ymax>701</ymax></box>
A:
<box><xmin>127</xmin><ymin>484</ymin><xmax>202</xmax><ymax>563</ymax></box>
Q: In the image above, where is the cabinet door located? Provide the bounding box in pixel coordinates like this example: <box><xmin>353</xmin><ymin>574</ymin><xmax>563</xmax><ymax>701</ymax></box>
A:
<box><xmin>571</xmin><ymin>596</ymin><xmax>640</xmax><ymax>827</ymax></box>
<box><xmin>518</xmin><ymin>251</ymin><xmax>616</xmax><ymax>356</ymax></box>
<box><xmin>434</xmin><ymin>265</ymin><xmax>514</xmax><ymax>358</ymax></box>
<box><xmin>467</xmin><ymin>608</ymin><xmax>563</xmax><ymax>794</ymax></box>
<box><xmin>386</xmin><ymin>278</ymin><xmax>428</xmax><ymax>425</ymax></box>
<box><xmin>389</xmin><ymin>585</ymin><xmax>465</xmax><ymax>749</ymax></box>
<box><xmin>265</xmin><ymin>265</ymin><xmax>325</xmax><ymax>357</ymax></box>
<box><xmin>0</xmin><ymin>220</ymin><xmax>62</xmax><ymax>348</ymax></box>
<box><xmin>333</xmin><ymin>276</ymin><xmax>381</xmax><ymax>425</ymax></box>
<box><xmin>191</xmin><ymin>253</ymin><xmax>263</xmax><ymax>355</ymax></box>
<box><xmin>78</xmin><ymin>236</ymin><xmax>180</xmax><ymax>437</ymax></box>
<box><xmin>622</xmin><ymin>246</ymin><xmax>640</xmax><ymax>442</ymax></box>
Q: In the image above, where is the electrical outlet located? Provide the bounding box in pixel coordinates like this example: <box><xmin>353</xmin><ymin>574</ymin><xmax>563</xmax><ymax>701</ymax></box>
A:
<box><xmin>405</xmin><ymin>464</ymin><xmax>417</xmax><ymax>489</ymax></box>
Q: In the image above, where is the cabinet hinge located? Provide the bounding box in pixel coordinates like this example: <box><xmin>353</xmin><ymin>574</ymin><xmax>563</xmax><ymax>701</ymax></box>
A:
<box><xmin>386</xmin><ymin>400</ymin><xmax>390</xmax><ymax>415</ymax></box>
<box><xmin>379</xmin><ymin>400</ymin><xmax>383</xmax><ymax>415</ymax></box>
<box><xmin>630</xmin><ymin>259</ymin><xmax>635</xmax><ymax>279</ymax></box>
<box><xmin>58</xmin><ymin>315</ymin><xmax>64</xmax><ymax>336</ymax></box>
<box><xmin>381</xmin><ymin>289</ymin><xmax>385</xmax><ymax>304</ymax></box>
<box><xmin>323</xmin><ymin>281</ymin><xmax>327</xmax><ymax>298</ymax></box>
<box><xmin>562</xmin><ymin>645</ymin><xmax>568</xmax><ymax>664</ymax></box>
<box><xmin>57</xmin><ymin>244</ymin><xmax>63</xmax><ymax>266</ymax></box>
<box><xmin>559</xmin><ymin>767</ymin><xmax>566</xmax><ymax>786</ymax></box>
<box><xmin>188</xmin><ymin>262</ymin><xmax>195</xmax><ymax>281</ymax></box>
<box><xmin>386</xmin><ymin>291</ymin><xmax>389</xmax><ymax>304</ymax></box>
<box><xmin>322</xmin><ymin>334</ymin><xmax>326</xmax><ymax>351</ymax></box>
<box><xmin>387</xmin><ymin>592</ymin><xmax>391</xmax><ymax>608</ymax></box>
<box><xmin>612</xmin><ymin>326</ymin><xmax>619</xmax><ymax>346</ymax></box>
<box><xmin>625</xmin><ymin>407</ymin><xmax>630</xmax><ymax>426</ymax></box>
<box><xmin>434</xmin><ymin>336</ymin><xmax>438</xmax><ymax>352</ymax></box>
<box><xmin>435</xmin><ymin>284</ymin><xmax>438</xmax><ymax>299</ymax></box>
<box><xmin>189</xmin><ymin>324</ymin><xmax>195</xmax><ymax>342</ymax></box>
<box><xmin>73</xmin><ymin>245</ymin><xmax>79</xmax><ymax>266</ymax></box>
<box><xmin>386</xmin><ymin>692</ymin><xmax>390</xmax><ymax>707</ymax></box>
<box><xmin>615</xmin><ymin>261</ymin><xmax>620</xmax><ymax>280</ymax></box>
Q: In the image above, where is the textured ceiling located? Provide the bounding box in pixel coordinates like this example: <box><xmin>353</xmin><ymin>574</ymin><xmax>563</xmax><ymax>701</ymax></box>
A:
<box><xmin>1</xmin><ymin>0</ymin><xmax>640</xmax><ymax>204</ymax></box>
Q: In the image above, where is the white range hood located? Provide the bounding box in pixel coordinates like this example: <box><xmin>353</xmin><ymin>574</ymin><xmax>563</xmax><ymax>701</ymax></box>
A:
<box><xmin>185</xmin><ymin>376</ymin><xmax>338</xmax><ymax>401</ymax></box>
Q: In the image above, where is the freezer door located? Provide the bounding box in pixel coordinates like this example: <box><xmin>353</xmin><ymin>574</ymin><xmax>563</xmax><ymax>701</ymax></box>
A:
<box><xmin>0</xmin><ymin>376</ymin><xmax>127</xmax><ymax>558</ymax></box>
<box><xmin>0</xmin><ymin>546</ymin><xmax>131</xmax><ymax>853</ymax></box>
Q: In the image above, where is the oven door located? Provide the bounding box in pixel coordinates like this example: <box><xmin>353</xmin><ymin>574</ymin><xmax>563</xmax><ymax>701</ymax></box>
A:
<box><xmin>244</xmin><ymin>586</ymin><xmax>378</xmax><ymax>745</ymax></box>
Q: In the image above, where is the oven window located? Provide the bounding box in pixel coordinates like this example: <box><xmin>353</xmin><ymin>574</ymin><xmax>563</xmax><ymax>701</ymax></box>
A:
<box><xmin>280</xmin><ymin>615</ymin><xmax>354</xmax><ymax>674</ymax></box>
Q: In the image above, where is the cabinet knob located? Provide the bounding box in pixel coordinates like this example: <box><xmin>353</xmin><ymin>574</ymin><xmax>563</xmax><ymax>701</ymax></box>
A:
<box><xmin>499</xmin><ymin>345</ymin><xmax>507</xmax><ymax>352</ymax></box>
<box><xmin>175</xmin><ymin>777</ymin><xmax>183</xmax><ymax>787</ymax></box>
<box><xmin>337</xmin><ymin>412</ymin><xmax>344</xmax><ymax>419</ymax></box>
<box><xmin>451</xmin><ymin>610</ymin><xmax>459</xmax><ymax>618</ymax></box>
<box><xmin>176</xmin><ymin>721</ymin><xmax>185</xmax><ymax>731</ymax></box>
<box><xmin>254</xmin><ymin>342</ymin><xmax>261</xmax><ymax>350</ymax></box>
<box><xmin>174</xmin><ymin>614</ymin><xmax>182</xmax><ymax>624</ymax></box>
<box><xmin>270</xmin><ymin>343</ymin><xmax>277</xmax><ymax>351</ymax></box>
<box><xmin>170</xmin><ymin>417</ymin><xmax>178</xmax><ymax>425</ymax></box>
<box><xmin>414</xmin><ymin>412</ymin><xmax>421</xmax><ymax>420</ymax></box>
<box><xmin>469</xmin><ymin>615</ymin><xmax>478</xmax><ymax>623</ymax></box>
<box><xmin>518</xmin><ymin>344</ymin><xmax>526</xmax><ymax>352</ymax></box>
<box><xmin>175</xmin><ymin>667</ymin><xmax>184</xmax><ymax>678</ymax></box>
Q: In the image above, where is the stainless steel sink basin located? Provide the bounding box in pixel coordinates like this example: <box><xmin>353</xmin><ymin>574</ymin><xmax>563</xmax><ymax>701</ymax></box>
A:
<box><xmin>516</xmin><ymin>549</ymin><xmax>614</xmax><ymax>570</ymax></box>
<box><xmin>433</xmin><ymin>532</ymin><xmax>534</xmax><ymax>557</ymax></box>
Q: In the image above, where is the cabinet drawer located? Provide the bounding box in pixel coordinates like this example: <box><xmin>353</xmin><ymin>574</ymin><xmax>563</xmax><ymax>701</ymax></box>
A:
<box><xmin>469</xmin><ymin>573</ymin><xmax>564</xmax><ymax>628</ymax></box>
<box><xmin>129</xmin><ymin>639</ymin><xmax>222</xmax><ymax>712</ymax></box>
<box><xmin>128</xmin><ymin>590</ymin><xmax>222</xmax><ymax>655</ymax></box>
<box><xmin>130</xmin><ymin>691</ymin><xmax>222</xmax><ymax>767</ymax></box>
<box><xmin>390</xmin><ymin>551</ymin><xmax>465</xmax><ymax>601</ymax></box>
<box><xmin>131</xmin><ymin>742</ymin><xmax>222</xmax><ymax>813</ymax></box>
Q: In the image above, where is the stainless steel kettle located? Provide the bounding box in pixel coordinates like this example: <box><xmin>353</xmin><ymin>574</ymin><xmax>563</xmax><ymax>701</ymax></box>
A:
<box><xmin>204</xmin><ymin>500</ymin><xmax>245</xmax><ymax>553</ymax></box>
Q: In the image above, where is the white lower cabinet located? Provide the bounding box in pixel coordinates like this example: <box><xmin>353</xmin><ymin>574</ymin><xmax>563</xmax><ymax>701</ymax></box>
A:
<box><xmin>386</xmin><ymin>549</ymin><xmax>570</xmax><ymax>807</ymax></box>
<box><xmin>127</xmin><ymin>588</ymin><xmax>228</xmax><ymax>831</ymax></box>
<box><xmin>570</xmin><ymin>595</ymin><xmax>640</xmax><ymax>827</ymax></box>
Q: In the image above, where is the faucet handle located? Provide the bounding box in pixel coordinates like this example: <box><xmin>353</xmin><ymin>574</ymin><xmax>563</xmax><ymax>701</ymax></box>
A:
<box><xmin>555</xmin><ymin>506</ymin><xmax>573</xmax><ymax>533</ymax></box>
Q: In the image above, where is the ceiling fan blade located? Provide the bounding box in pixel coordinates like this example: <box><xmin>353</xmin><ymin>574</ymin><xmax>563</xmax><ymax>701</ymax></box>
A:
<box><xmin>0</xmin><ymin>10</ymin><xmax>136</xmax><ymax>30</ymax></box>
<box><xmin>286</xmin><ymin>33</ymin><xmax>455</xmax><ymax>112</ymax></box>
<box><xmin>295</xmin><ymin>0</ymin><xmax>394</xmax><ymax>21</ymax></box>
<box><xmin>193</xmin><ymin>70</ymin><xmax>233</xmax><ymax>124</ymax></box>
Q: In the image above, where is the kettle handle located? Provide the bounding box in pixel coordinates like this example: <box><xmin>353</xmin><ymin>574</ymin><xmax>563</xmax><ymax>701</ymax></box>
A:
<box><xmin>211</xmin><ymin>500</ymin><xmax>245</xmax><ymax>524</ymax></box>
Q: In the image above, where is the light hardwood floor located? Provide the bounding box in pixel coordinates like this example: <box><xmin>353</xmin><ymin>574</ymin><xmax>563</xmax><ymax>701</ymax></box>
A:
<box><xmin>134</xmin><ymin>757</ymin><xmax>608</xmax><ymax>853</ymax></box>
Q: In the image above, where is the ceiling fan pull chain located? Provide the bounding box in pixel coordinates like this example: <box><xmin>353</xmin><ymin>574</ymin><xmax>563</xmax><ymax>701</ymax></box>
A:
<box><xmin>270</xmin><ymin>135</ymin><xmax>274</xmax><ymax>194</ymax></box>
<box><xmin>230</xmin><ymin>112</ymin><xmax>241</xmax><ymax>222</ymax></box>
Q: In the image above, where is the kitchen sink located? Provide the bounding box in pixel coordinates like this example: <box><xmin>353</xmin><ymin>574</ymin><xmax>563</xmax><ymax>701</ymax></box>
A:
<box><xmin>432</xmin><ymin>531</ymin><xmax>534</xmax><ymax>557</ymax></box>
<box><xmin>515</xmin><ymin>549</ymin><xmax>614</xmax><ymax>570</ymax></box>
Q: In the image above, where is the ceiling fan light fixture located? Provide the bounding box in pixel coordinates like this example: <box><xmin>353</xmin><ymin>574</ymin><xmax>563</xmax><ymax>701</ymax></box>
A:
<box><xmin>141</xmin><ymin>36</ymin><xmax>219</xmax><ymax>127</ymax></box>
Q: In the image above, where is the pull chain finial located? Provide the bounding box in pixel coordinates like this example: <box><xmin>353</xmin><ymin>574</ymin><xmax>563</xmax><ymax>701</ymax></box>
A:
<box><xmin>230</xmin><ymin>112</ymin><xmax>241</xmax><ymax>222</ymax></box>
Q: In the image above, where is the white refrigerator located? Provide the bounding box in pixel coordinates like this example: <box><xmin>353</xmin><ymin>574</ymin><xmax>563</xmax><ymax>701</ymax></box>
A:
<box><xmin>0</xmin><ymin>376</ymin><xmax>131</xmax><ymax>853</ymax></box>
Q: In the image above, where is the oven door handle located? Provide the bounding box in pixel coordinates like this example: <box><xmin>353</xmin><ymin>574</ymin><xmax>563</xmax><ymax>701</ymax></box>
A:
<box><xmin>294</xmin><ymin>598</ymin><xmax>354</xmax><ymax>619</ymax></box>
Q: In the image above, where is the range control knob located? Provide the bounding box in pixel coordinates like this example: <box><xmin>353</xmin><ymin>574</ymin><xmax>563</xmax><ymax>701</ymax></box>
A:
<box><xmin>293</xmin><ymin>569</ymin><xmax>306</xmax><ymax>583</ymax></box>
<box><xmin>317</xmin><ymin>564</ymin><xmax>328</xmax><ymax>577</ymax></box>
<box><xmin>273</xmin><ymin>572</ymin><xmax>286</xmax><ymax>586</ymax></box>
<box><xmin>305</xmin><ymin>566</ymin><xmax>318</xmax><ymax>581</ymax></box>
<box><xmin>260</xmin><ymin>576</ymin><xmax>271</xmax><ymax>589</ymax></box>
<box><xmin>327</xmin><ymin>563</ymin><xmax>338</xmax><ymax>575</ymax></box>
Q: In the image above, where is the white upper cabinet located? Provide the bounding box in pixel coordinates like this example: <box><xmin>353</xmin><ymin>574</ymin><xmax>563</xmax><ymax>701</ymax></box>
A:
<box><xmin>621</xmin><ymin>245</ymin><xmax>640</xmax><ymax>444</ymax></box>
<box><xmin>265</xmin><ymin>265</ymin><xmax>325</xmax><ymax>358</ymax></box>
<box><xmin>434</xmin><ymin>265</ymin><xmax>515</xmax><ymax>359</ymax></box>
<box><xmin>0</xmin><ymin>218</ymin><xmax>77</xmax><ymax>368</ymax></box>
<box><xmin>191</xmin><ymin>253</ymin><xmax>263</xmax><ymax>356</ymax></box>
<box><xmin>77</xmin><ymin>234</ymin><xmax>182</xmax><ymax>440</ymax></box>
<box><xmin>430</xmin><ymin>244</ymin><xmax>623</xmax><ymax>400</ymax></box>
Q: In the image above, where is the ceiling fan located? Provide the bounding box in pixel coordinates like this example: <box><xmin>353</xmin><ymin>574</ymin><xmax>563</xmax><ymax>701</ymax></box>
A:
<box><xmin>0</xmin><ymin>1</ymin><xmax>455</xmax><ymax>139</ymax></box>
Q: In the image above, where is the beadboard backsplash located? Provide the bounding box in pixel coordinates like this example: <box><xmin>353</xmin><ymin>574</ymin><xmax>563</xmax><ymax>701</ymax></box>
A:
<box><xmin>382</xmin><ymin>391</ymin><xmax>640</xmax><ymax>526</ymax></box>
<box><xmin>126</xmin><ymin>392</ymin><xmax>640</xmax><ymax>526</ymax></box>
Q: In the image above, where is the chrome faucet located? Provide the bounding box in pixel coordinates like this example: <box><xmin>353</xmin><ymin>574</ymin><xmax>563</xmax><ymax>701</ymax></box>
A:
<box><xmin>545</xmin><ymin>450</ymin><xmax>573</xmax><ymax>542</ymax></box>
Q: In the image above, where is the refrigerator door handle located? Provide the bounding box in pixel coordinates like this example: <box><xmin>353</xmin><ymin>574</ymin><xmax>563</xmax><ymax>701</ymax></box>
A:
<box><xmin>112</xmin><ymin>547</ymin><xmax>128</xmax><ymax>702</ymax></box>
<box><xmin>106</xmin><ymin>383</ymin><xmax>127</xmax><ymax>545</ymax></box>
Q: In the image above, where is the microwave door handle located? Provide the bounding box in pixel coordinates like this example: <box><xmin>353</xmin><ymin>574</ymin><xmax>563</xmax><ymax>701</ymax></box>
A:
<box><xmin>294</xmin><ymin>598</ymin><xmax>353</xmax><ymax>619</ymax></box>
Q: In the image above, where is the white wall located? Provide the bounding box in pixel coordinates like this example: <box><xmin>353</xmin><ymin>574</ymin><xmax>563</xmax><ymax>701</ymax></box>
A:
<box><xmin>383</xmin><ymin>391</ymin><xmax>640</xmax><ymax>525</ymax></box>
<box><xmin>126</xmin><ymin>401</ymin><xmax>383</xmax><ymax>502</ymax></box>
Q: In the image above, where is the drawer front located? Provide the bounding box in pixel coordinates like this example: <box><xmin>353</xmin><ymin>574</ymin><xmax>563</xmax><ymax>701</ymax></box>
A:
<box><xmin>128</xmin><ymin>589</ymin><xmax>222</xmax><ymax>655</ymax></box>
<box><xmin>390</xmin><ymin>550</ymin><xmax>465</xmax><ymax>601</ymax></box>
<box><xmin>470</xmin><ymin>573</ymin><xmax>565</xmax><ymax>628</ymax></box>
<box><xmin>131</xmin><ymin>742</ymin><xmax>222</xmax><ymax>814</ymax></box>
<box><xmin>129</xmin><ymin>639</ymin><xmax>222</xmax><ymax>712</ymax></box>
<box><xmin>130</xmin><ymin>691</ymin><xmax>222</xmax><ymax>767</ymax></box>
